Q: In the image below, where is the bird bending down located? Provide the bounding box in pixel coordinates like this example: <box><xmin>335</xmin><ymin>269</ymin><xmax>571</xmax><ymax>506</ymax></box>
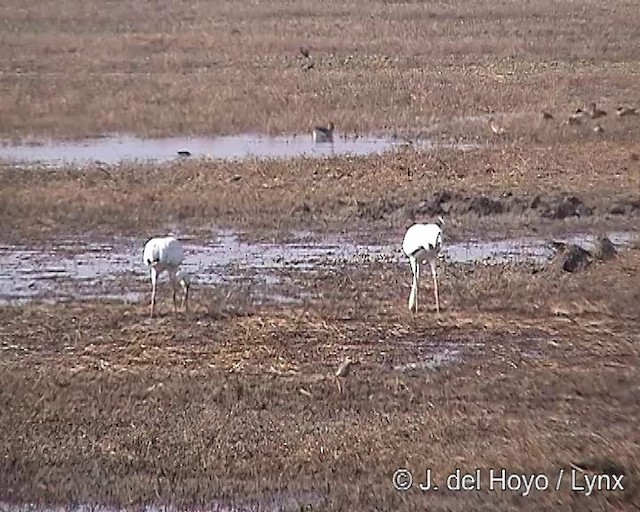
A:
<box><xmin>488</xmin><ymin>117</ymin><xmax>506</xmax><ymax>135</ymax></box>
<box><xmin>335</xmin><ymin>357</ymin><xmax>354</xmax><ymax>395</ymax></box>
<box><xmin>566</xmin><ymin>113</ymin><xmax>582</xmax><ymax>126</ymax></box>
<box><xmin>402</xmin><ymin>217</ymin><xmax>444</xmax><ymax>313</ymax></box>
<box><xmin>616</xmin><ymin>106</ymin><xmax>637</xmax><ymax>117</ymax></box>
<box><xmin>312</xmin><ymin>122</ymin><xmax>335</xmax><ymax>143</ymax></box>
<box><xmin>143</xmin><ymin>236</ymin><xmax>191</xmax><ymax>318</ymax></box>
<box><xmin>585</xmin><ymin>102</ymin><xmax>606</xmax><ymax>119</ymax></box>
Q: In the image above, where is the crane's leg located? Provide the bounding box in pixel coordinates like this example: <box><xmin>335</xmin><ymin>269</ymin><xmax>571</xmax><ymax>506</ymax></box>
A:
<box><xmin>408</xmin><ymin>257</ymin><xmax>418</xmax><ymax>312</ymax></box>
<box><xmin>415</xmin><ymin>261</ymin><xmax>420</xmax><ymax>312</ymax></box>
<box><xmin>430</xmin><ymin>260</ymin><xmax>440</xmax><ymax>314</ymax></box>
<box><xmin>149</xmin><ymin>267</ymin><xmax>158</xmax><ymax>318</ymax></box>
<box><xmin>170</xmin><ymin>272</ymin><xmax>178</xmax><ymax>313</ymax></box>
<box><xmin>183</xmin><ymin>286</ymin><xmax>189</xmax><ymax>313</ymax></box>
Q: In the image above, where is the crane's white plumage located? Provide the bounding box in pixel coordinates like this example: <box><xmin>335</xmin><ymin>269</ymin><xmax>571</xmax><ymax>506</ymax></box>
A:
<box><xmin>143</xmin><ymin>236</ymin><xmax>190</xmax><ymax>318</ymax></box>
<box><xmin>402</xmin><ymin>217</ymin><xmax>444</xmax><ymax>313</ymax></box>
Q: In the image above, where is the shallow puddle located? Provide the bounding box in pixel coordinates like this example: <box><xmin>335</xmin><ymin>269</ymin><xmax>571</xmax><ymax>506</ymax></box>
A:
<box><xmin>447</xmin><ymin>231</ymin><xmax>637</xmax><ymax>264</ymax></box>
<box><xmin>0</xmin><ymin>133</ymin><xmax>479</xmax><ymax>167</ymax></box>
<box><xmin>394</xmin><ymin>345</ymin><xmax>462</xmax><ymax>372</ymax></box>
<box><xmin>0</xmin><ymin>230</ymin><xmax>636</xmax><ymax>305</ymax></box>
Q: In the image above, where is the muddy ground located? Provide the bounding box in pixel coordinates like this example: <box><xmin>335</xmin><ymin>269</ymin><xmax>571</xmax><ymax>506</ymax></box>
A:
<box><xmin>2</xmin><ymin>0</ymin><xmax>640</xmax><ymax>509</ymax></box>
<box><xmin>1</xmin><ymin>248</ymin><xmax>640</xmax><ymax>511</ymax></box>
<box><xmin>2</xmin><ymin>140</ymin><xmax>640</xmax><ymax>243</ymax></box>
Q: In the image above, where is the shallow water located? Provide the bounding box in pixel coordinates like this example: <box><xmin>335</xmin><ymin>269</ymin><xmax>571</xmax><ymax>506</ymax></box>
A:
<box><xmin>0</xmin><ymin>230</ymin><xmax>636</xmax><ymax>305</ymax></box>
<box><xmin>394</xmin><ymin>345</ymin><xmax>462</xmax><ymax>372</ymax></box>
<box><xmin>0</xmin><ymin>133</ymin><xmax>479</xmax><ymax>167</ymax></box>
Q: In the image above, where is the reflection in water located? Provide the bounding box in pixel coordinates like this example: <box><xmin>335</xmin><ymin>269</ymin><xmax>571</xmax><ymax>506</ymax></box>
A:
<box><xmin>0</xmin><ymin>133</ymin><xmax>479</xmax><ymax>167</ymax></box>
<box><xmin>0</xmin><ymin>230</ymin><xmax>635</xmax><ymax>304</ymax></box>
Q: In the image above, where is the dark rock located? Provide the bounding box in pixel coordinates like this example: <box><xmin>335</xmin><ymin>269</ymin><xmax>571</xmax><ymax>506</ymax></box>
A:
<box><xmin>293</xmin><ymin>201</ymin><xmax>313</xmax><ymax>218</ymax></box>
<box><xmin>593</xmin><ymin>236</ymin><xmax>617</xmax><ymax>261</ymax></box>
<box><xmin>608</xmin><ymin>197</ymin><xmax>640</xmax><ymax>215</ymax></box>
<box><xmin>466</xmin><ymin>196</ymin><xmax>504</xmax><ymax>216</ymax></box>
<box><xmin>358</xmin><ymin>198</ymin><xmax>401</xmax><ymax>220</ymax></box>
<box><xmin>561</xmin><ymin>244</ymin><xmax>592</xmax><ymax>272</ymax></box>
<box><xmin>430</xmin><ymin>190</ymin><xmax>454</xmax><ymax>214</ymax></box>
<box><xmin>413</xmin><ymin>200</ymin><xmax>432</xmax><ymax>216</ymax></box>
<box><xmin>414</xmin><ymin>190</ymin><xmax>455</xmax><ymax>216</ymax></box>
<box><xmin>432</xmin><ymin>190</ymin><xmax>453</xmax><ymax>205</ymax></box>
<box><xmin>609</xmin><ymin>203</ymin><xmax>628</xmax><ymax>215</ymax></box>
<box><xmin>529</xmin><ymin>195</ymin><xmax>542</xmax><ymax>209</ymax></box>
<box><xmin>541</xmin><ymin>195</ymin><xmax>592</xmax><ymax>219</ymax></box>
<box><xmin>440</xmin><ymin>202</ymin><xmax>452</xmax><ymax>214</ymax></box>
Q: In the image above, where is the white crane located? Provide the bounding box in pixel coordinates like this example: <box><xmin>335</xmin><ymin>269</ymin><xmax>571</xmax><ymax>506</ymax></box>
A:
<box><xmin>402</xmin><ymin>217</ymin><xmax>444</xmax><ymax>313</ymax></box>
<box><xmin>142</xmin><ymin>236</ymin><xmax>190</xmax><ymax>318</ymax></box>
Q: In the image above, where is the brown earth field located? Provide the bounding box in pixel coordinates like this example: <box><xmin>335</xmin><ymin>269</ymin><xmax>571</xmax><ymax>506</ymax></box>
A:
<box><xmin>1</xmin><ymin>246</ymin><xmax>640</xmax><ymax>511</ymax></box>
<box><xmin>1</xmin><ymin>139</ymin><xmax>640</xmax><ymax>242</ymax></box>
<box><xmin>2</xmin><ymin>0</ymin><xmax>640</xmax><ymax>510</ymax></box>
<box><xmin>0</xmin><ymin>0</ymin><xmax>639</xmax><ymax>140</ymax></box>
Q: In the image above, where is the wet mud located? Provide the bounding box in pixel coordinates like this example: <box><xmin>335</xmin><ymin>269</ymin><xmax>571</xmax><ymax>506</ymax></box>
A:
<box><xmin>1</xmin><ymin>230</ymin><xmax>635</xmax><ymax>305</ymax></box>
<box><xmin>355</xmin><ymin>189</ymin><xmax>640</xmax><ymax>223</ymax></box>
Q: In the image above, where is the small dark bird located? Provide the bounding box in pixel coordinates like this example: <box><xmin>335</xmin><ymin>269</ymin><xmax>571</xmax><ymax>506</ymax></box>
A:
<box><xmin>312</xmin><ymin>122</ymin><xmax>335</xmax><ymax>143</ymax></box>
<box><xmin>300</xmin><ymin>47</ymin><xmax>310</xmax><ymax>59</ymax></box>
<box><xmin>335</xmin><ymin>357</ymin><xmax>354</xmax><ymax>394</ymax></box>
<box><xmin>541</xmin><ymin>111</ymin><xmax>554</xmax><ymax>120</ymax></box>
<box><xmin>488</xmin><ymin>117</ymin><xmax>506</xmax><ymax>135</ymax></box>
<box><xmin>616</xmin><ymin>106</ymin><xmax>637</xmax><ymax>117</ymax></box>
<box><xmin>177</xmin><ymin>150</ymin><xmax>191</xmax><ymax>157</ymax></box>
<box><xmin>335</xmin><ymin>357</ymin><xmax>353</xmax><ymax>378</ymax></box>
<box><xmin>593</xmin><ymin>236</ymin><xmax>617</xmax><ymax>261</ymax></box>
<box><xmin>566</xmin><ymin>114</ymin><xmax>582</xmax><ymax>126</ymax></box>
<box><xmin>585</xmin><ymin>102</ymin><xmax>607</xmax><ymax>119</ymax></box>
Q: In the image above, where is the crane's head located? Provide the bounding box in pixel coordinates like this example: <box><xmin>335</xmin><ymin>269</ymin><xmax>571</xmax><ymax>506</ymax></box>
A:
<box><xmin>175</xmin><ymin>270</ymin><xmax>191</xmax><ymax>311</ymax></box>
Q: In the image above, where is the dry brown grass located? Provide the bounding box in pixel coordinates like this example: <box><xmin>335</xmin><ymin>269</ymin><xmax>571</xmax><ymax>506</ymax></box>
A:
<box><xmin>1</xmin><ymin>248</ymin><xmax>639</xmax><ymax>510</ymax></box>
<box><xmin>1</xmin><ymin>1</ymin><xmax>640</xmax><ymax>508</ymax></box>
<box><xmin>301</xmin><ymin>244</ymin><xmax>640</xmax><ymax>321</ymax></box>
<box><xmin>1</xmin><ymin>140</ymin><xmax>639</xmax><ymax>240</ymax></box>
<box><xmin>1</xmin><ymin>0</ymin><xmax>640</xmax><ymax>139</ymax></box>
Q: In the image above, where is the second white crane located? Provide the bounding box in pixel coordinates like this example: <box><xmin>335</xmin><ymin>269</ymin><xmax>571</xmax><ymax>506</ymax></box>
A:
<box><xmin>402</xmin><ymin>217</ymin><xmax>444</xmax><ymax>314</ymax></box>
<box><xmin>143</xmin><ymin>236</ymin><xmax>191</xmax><ymax>318</ymax></box>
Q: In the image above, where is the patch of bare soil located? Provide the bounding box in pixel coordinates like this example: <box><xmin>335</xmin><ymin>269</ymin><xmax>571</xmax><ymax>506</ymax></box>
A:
<box><xmin>1</xmin><ymin>249</ymin><xmax>639</xmax><ymax>510</ymax></box>
<box><xmin>1</xmin><ymin>141</ymin><xmax>639</xmax><ymax>241</ymax></box>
